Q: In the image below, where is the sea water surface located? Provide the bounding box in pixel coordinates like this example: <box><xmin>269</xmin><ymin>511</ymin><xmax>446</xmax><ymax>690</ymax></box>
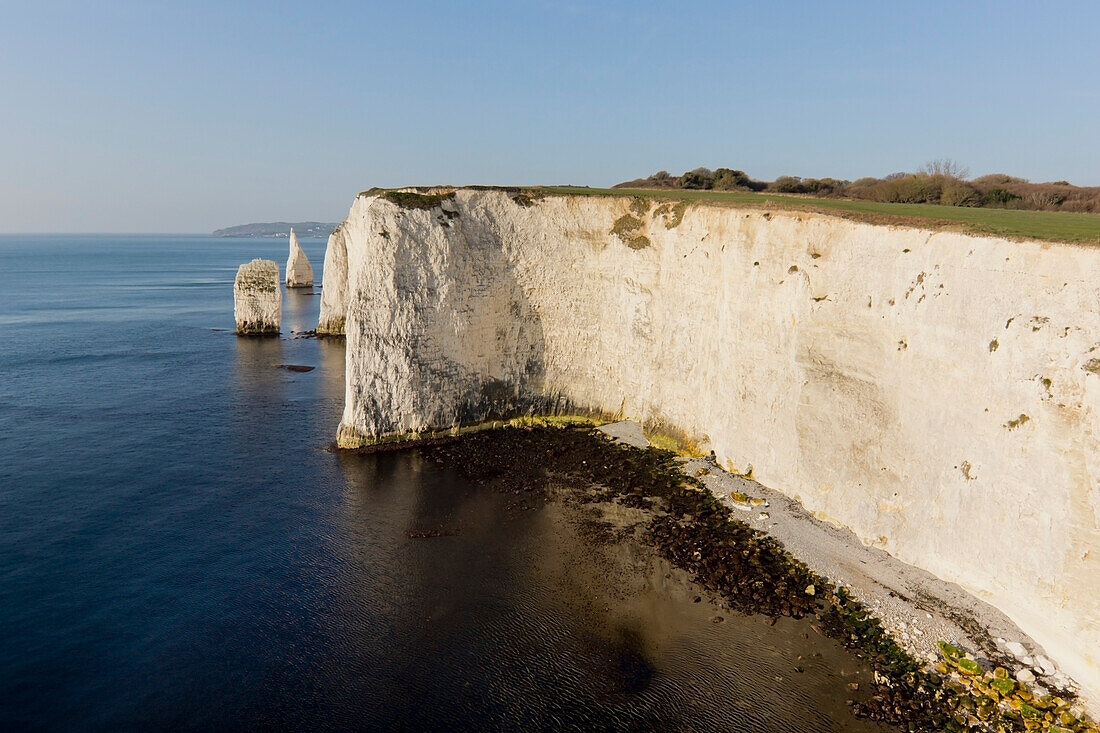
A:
<box><xmin>0</xmin><ymin>234</ymin><xmax>888</xmax><ymax>731</ymax></box>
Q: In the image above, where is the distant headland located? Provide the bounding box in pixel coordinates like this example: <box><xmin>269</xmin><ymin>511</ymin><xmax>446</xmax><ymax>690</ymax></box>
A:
<box><xmin>212</xmin><ymin>222</ymin><xmax>337</xmax><ymax>238</ymax></box>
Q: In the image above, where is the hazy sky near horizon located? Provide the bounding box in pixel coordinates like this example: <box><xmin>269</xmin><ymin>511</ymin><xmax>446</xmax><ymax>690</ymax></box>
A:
<box><xmin>2</xmin><ymin>1</ymin><xmax>1098</xmax><ymax>232</ymax></box>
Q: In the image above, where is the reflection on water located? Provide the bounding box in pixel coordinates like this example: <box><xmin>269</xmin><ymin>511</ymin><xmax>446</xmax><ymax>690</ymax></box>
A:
<box><xmin>233</xmin><ymin>335</ymin><xmax>285</xmax><ymax>390</ymax></box>
<box><xmin>321</xmin><ymin>450</ymin><xmax>890</xmax><ymax>732</ymax></box>
<box><xmin>232</xmin><ymin>336</ymin><xmax>285</xmax><ymax>451</ymax></box>
<box><xmin>283</xmin><ymin>286</ymin><xmax>316</xmax><ymax>335</ymax></box>
<box><xmin>317</xmin><ymin>337</ymin><xmax>346</xmax><ymax>407</ymax></box>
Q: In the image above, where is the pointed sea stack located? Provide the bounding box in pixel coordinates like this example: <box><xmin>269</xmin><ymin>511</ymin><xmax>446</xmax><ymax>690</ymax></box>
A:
<box><xmin>285</xmin><ymin>228</ymin><xmax>314</xmax><ymax>288</ymax></box>
<box><xmin>234</xmin><ymin>258</ymin><xmax>281</xmax><ymax>336</ymax></box>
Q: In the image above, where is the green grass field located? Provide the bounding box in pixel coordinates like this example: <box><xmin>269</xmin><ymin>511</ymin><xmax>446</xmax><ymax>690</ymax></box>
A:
<box><xmin>534</xmin><ymin>186</ymin><xmax>1100</xmax><ymax>245</ymax></box>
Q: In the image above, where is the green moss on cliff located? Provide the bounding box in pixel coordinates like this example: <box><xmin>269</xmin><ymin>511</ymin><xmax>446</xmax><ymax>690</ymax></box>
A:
<box><xmin>335</xmin><ymin>413</ymin><xmax>617</xmax><ymax>451</ymax></box>
<box><xmin>666</xmin><ymin>201</ymin><xmax>688</xmax><ymax>228</ymax></box>
<box><xmin>380</xmin><ymin>190</ymin><xmax>456</xmax><ymax>210</ymax></box>
<box><xmin>317</xmin><ymin>316</ymin><xmax>345</xmax><ymax>336</ymax></box>
<box><xmin>611</xmin><ymin>213</ymin><xmax>643</xmax><ymax>236</ymax></box>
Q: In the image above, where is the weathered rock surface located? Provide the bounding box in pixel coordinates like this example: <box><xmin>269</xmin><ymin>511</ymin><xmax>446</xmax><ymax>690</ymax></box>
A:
<box><xmin>233</xmin><ymin>258</ymin><xmax>281</xmax><ymax>335</ymax></box>
<box><xmin>316</xmin><ymin>223</ymin><xmax>347</xmax><ymax>334</ymax></box>
<box><xmin>327</xmin><ymin>187</ymin><xmax>1100</xmax><ymax>705</ymax></box>
<box><xmin>285</xmin><ymin>228</ymin><xmax>314</xmax><ymax>288</ymax></box>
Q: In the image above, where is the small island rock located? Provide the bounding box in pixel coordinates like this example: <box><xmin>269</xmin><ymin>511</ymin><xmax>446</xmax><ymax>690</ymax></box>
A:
<box><xmin>234</xmin><ymin>258</ymin><xmax>281</xmax><ymax>336</ymax></box>
<box><xmin>285</xmin><ymin>228</ymin><xmax>314</xmax><ymax>288</ymax></box>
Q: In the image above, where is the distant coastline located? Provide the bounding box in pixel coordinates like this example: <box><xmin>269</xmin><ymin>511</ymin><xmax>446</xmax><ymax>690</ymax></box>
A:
<box><xmin>212</xmin><ymin>222</ymin><xmax>337</xmax><ymax>238</ymax></box>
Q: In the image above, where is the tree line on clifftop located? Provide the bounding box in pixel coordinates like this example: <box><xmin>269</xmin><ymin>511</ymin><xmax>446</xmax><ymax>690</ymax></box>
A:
<box><xmin>614</xmin><ymin>160</ymin><xmax>1100</xmax><ymax>213</ymax></box>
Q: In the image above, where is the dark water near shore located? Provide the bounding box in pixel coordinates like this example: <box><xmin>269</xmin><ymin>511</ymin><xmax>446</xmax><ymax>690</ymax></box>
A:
<box><xmin>0</xmin><ymin>235</ymin><xmax>888</xmax><ymax>731</ymax></box>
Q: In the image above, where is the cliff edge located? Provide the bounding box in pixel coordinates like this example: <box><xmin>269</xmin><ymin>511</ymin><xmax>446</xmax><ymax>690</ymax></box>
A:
<box><xmin>322</xmin><ymin>187</ymin><xmax>1100</xmax><ymax>706</ymax></box>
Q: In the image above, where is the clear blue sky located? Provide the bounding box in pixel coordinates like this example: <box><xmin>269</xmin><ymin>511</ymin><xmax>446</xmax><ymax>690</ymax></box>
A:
<box><xmin>2</xmin><ymin>1</ymin><xmax>1097</xmax><ymax>232</ymax></box>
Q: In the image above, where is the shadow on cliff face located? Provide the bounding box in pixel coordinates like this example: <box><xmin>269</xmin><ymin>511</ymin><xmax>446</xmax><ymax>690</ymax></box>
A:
<box><xmin>341</xmin><ymin>197</ymin><xmax>612</xmax><ymax>444</ymax></box>
<box><xmin>457</xmin><ymin>234</ymin><xmax>548</xmax><ymax>425</ymax></box>
<box><xmin>407</xmin><ymin>211</ymin><xmax>556</xmax><ymax>427</ymax></box>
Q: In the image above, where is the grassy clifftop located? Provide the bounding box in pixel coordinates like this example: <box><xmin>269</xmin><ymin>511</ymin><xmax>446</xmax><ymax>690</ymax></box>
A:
<box><xmin>537</xmin><ymin>186</ymin><xmax>1100</xmax><ymax>245</ymax></box>
<box><xmin>361</xmin><ymin>185</ymin><xmax>1100</xmax><ymax>245</ymax></box>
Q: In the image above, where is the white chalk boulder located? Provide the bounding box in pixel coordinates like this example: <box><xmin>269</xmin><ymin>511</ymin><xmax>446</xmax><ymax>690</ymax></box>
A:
<box><xmin>234</xmin><ymin>258</ymin><xmax>281</xmax><ymax>336</ymax></box>
<box><xmin>285</xmin><ymin>228</ymin><xmax>314</xmax><ymax>288</ymax></box>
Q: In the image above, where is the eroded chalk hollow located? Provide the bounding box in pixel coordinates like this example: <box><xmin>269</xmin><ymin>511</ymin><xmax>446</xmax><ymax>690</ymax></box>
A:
<box><xmin>234</xmin><ymin>258</ymin><xmax>281</xmax><ymax>336</ymax></box>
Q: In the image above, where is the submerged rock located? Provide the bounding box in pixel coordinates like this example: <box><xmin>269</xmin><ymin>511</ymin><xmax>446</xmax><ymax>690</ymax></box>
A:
<box><xmin>234</xmin><ymin>258</ymin><xmax>281</xmax><ymax>336</ymax></box>
<box><xmin>285</xmin><ymin>228</ymin><xmax>314</xmax><ymax>288</ymax></box>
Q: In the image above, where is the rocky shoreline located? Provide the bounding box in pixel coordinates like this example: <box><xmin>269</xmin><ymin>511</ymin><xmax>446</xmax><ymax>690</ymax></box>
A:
<box><xmin>404</xmin><ymin>423</ymin><xmax>1096</xmax><ymax>732</ymax></box>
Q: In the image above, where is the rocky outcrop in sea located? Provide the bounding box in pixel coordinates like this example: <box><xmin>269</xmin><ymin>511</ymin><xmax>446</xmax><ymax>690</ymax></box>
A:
<box><xmin>316</xmin><ymin>223</ymin><xmax>347</xmax><ymax>335</ymax></box>
<box><xmin>285</xmin><ymin>229</ymin><xmax>314</xmax><ymax>288</ymax></box>
<box><xmin>234</xmin><ymin>258</ymin><xmax>281</xmax><ymax>335</ymax></box>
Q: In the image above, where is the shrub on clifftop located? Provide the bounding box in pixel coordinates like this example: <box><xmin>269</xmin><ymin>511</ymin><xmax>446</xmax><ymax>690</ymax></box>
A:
<box><xmin>614</xmin><ymin>162</ymin><xmax>1100</xmax><ymax>212</ymax></box>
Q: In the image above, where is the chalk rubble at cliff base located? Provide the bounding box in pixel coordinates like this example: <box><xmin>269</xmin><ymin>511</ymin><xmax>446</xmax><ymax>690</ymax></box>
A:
<box><xmin>319</xmin><ymin>187</ymin><xmax>1100</xmax><ymax>712</ymax></box>
<box><xmin>233</xmin><ymin>258</ymin><xmax>281</xmax><ymax>336</ymax></box>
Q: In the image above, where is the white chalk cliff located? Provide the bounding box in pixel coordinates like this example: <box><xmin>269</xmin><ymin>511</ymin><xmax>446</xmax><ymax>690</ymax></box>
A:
<box><xmin>317</xmin><ymin>223</ymin><xmax>347</xmax><ymax>334</ymax></box>
<box><xmin>234</xmin><ymin>258</ymin><xmax>281</xmax><ymax>335</ymax></box>
<box><xmin>324</xmin><ymin>188</ymin><xmax>1100</xmax><ymax>702</ymax></box>
<box><xmin>285</xmin><ymin>228</ymin><xmax>314</xmax><ymax>288</ymax></box>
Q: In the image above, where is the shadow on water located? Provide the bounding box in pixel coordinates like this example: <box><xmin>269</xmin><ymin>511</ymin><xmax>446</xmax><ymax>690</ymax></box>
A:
<box><xmin>317</xmin><ymin>449</ymin><xmax>891</xmax><ymax>732</ymax></box>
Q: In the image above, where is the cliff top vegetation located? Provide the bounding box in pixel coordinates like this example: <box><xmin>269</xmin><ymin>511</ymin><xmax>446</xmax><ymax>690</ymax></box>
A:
<box><xmin>614</xmin><ymin>163</ymin><xmax>1100</xmax><ymax>215</ymax></box>
<box><xmin>542</xmin><ymin>186</ymin><xmax>1100</xmax><ymax>245</ymax></box>
<box><xmin>357</xmin><ymin>181</ymin><xmax>1100</xmax><ymax>245</ymax></box>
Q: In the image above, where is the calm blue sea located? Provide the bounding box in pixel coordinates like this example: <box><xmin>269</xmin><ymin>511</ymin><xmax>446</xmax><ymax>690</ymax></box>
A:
<box><xmin>0</xmin><ymin>234</ymin><xmax>885</xmax><ymax>731</ymax></box>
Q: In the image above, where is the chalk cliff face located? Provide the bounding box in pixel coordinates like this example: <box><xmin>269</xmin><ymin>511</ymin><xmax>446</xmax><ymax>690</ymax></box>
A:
<box><xmin>328</xmin><ymin>188</ymin><xmax>1100</xmax><ymax>701</ymax></box>
<box><xmin>285</xmin><ymin>228</ymin><xmax>314</xmax><ymax>288</ymax></box>
<box><xmin>233</xmin><ymin>258</ymin><xmax>281</xmax><ymax>335</ymax></box>
<box><xmin>317</xmin><ymin>223</ymin><xmax>347</xmax><ymax>334</ymax></box>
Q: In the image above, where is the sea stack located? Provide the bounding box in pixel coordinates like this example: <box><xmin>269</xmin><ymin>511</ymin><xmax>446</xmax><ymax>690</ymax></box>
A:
<box><xmin>285</xmin><ymin>228</ymin><xmax>314</xmax><ymax>288</ymax></box>
<box><xmin>316</xmin><ymin>223</ymin><xmax>347</xmax><ymax>335</ymax></box>
<box><xmin>233</xmin><ymin>258</ymin><xmax>281</xmax><ymax>336</ymax></box>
